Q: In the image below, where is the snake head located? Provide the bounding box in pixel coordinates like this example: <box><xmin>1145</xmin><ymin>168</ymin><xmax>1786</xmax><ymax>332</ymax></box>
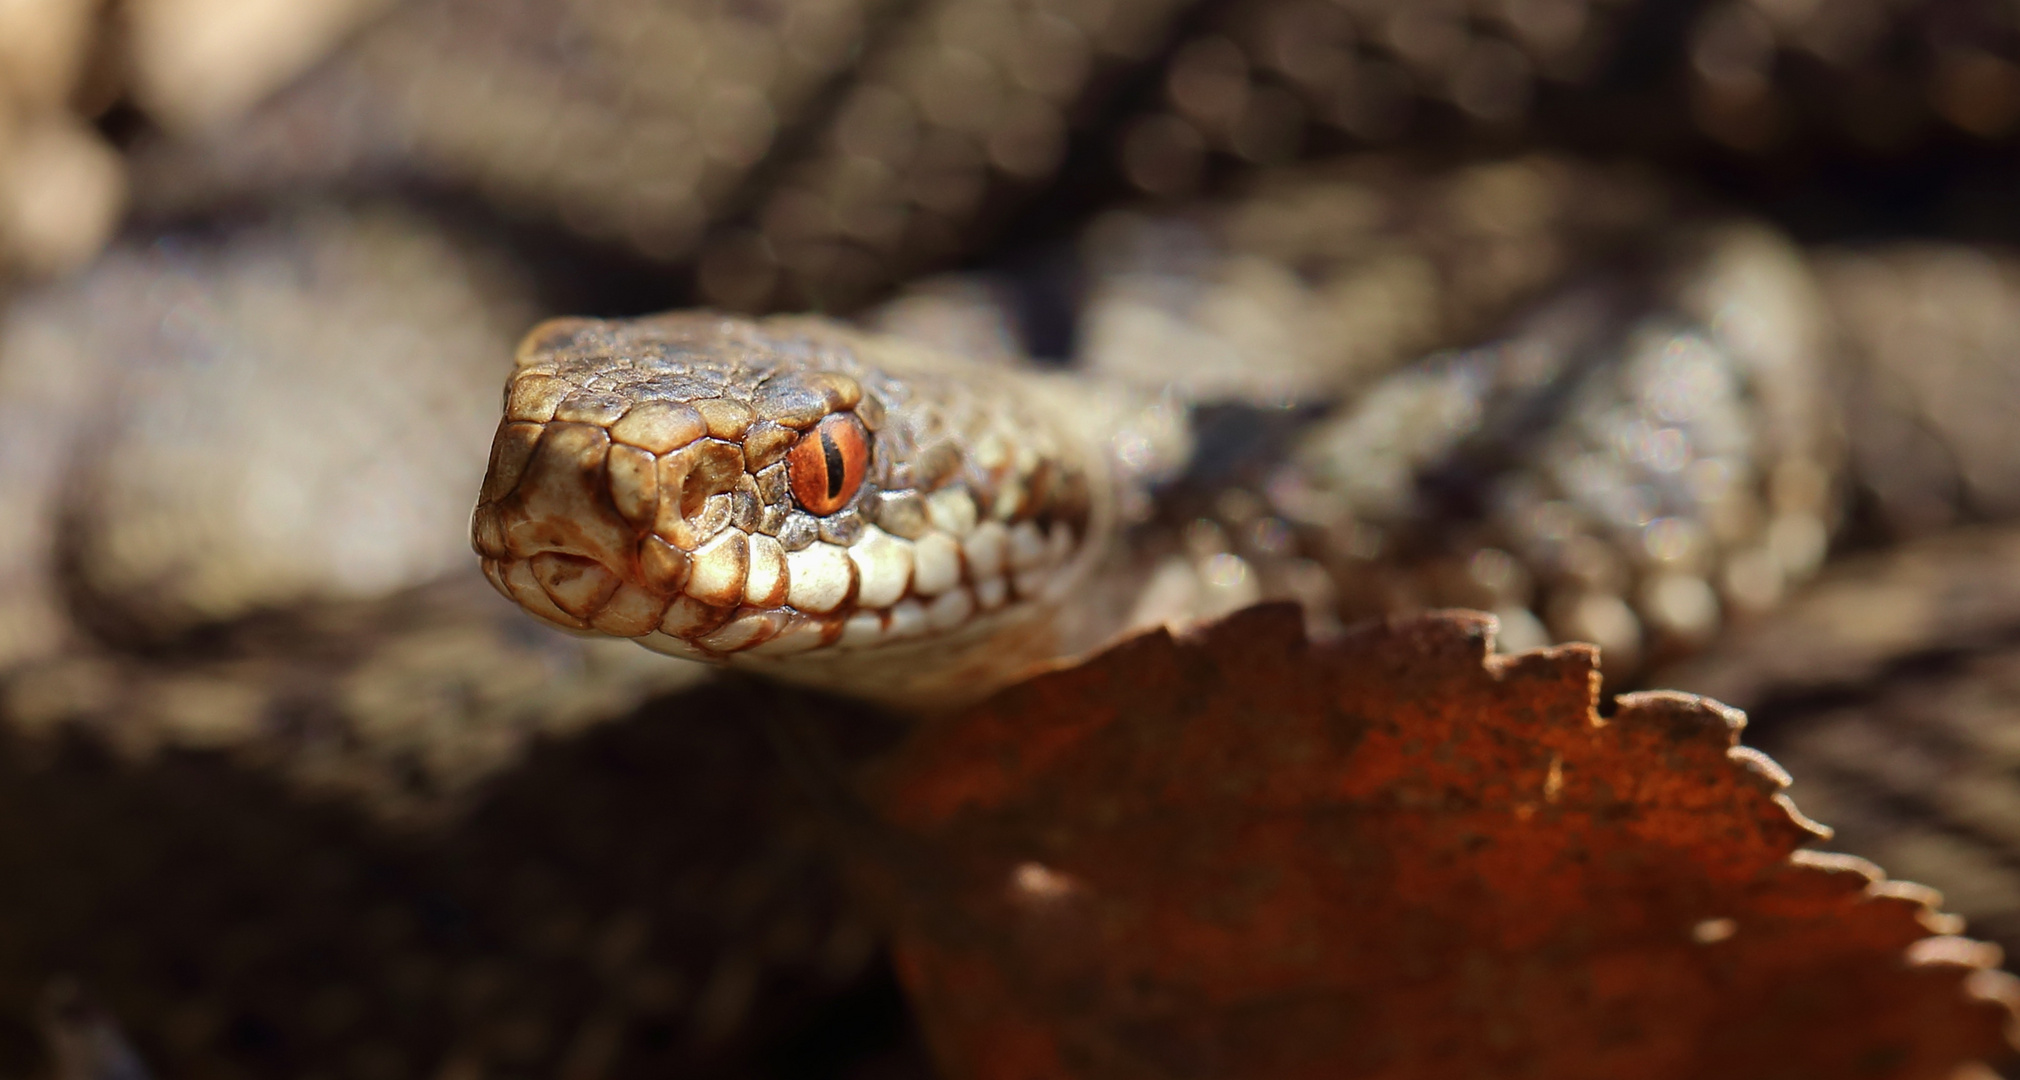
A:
<box><xmin>471</xmin><ymin>312</ymin><xmax>1113</xmax><ymax>708</ymax></box>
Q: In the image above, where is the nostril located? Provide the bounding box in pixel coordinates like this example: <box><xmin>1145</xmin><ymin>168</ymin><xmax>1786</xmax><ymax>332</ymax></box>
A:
<box><xmin>656</xmin><ymin>439</ymin><xmax>747</xmax><ymax>548</ymax></box>
<box><xmin>677</xmin><ymin>441</ymin><xmax>745</xmax><ymax>516</ymax></box>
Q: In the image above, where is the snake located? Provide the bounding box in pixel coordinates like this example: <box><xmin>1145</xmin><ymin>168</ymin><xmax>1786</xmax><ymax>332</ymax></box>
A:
<box><xmin>468</xmin><ymin>190</ymin><xmax>1842</xmax><ymax>711</ymax></box>
<box><xmin>10</xmin><ymin>1</ymin><xmax>2020</xmax><ymax>1077</ymax></box>
<box><xmin>468</xmin><ymin>311</ymin><xmax>1187</xmax><ymax>709</ymax></box>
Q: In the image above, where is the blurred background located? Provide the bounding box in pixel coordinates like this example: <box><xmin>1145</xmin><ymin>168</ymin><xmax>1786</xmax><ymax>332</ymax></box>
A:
<box><xmin>7</xmin><ymin>0</ymin><xmax>2020</xmax><ymax>1076</ymax></box>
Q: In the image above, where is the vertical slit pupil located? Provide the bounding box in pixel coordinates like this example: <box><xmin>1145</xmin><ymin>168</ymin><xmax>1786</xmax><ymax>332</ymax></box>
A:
<box><xmin>821</xmin><ymin>431</ymin><xmax>845</xmax><ymax>500</ymax></box>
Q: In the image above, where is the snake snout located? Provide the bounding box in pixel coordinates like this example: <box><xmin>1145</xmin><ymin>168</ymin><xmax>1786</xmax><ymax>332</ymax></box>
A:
<box><xmin>471</xmin><ymin>417</ymin><xmax>643</xmax><ymax>631</ymax></box>
<box><xmin>471</xmin><ymin>390</ymin><xmax>799</xmax><ymax>639</ymax></box>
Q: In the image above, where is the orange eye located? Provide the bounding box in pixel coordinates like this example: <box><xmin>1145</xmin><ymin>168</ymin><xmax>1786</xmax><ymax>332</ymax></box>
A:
<box><xmin>787</xmin><ymin>412</ymin><xmax>869</xmax><ymax>516</ymax></box>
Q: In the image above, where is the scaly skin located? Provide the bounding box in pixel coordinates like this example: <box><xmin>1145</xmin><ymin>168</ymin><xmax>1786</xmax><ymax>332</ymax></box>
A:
<box><xmin>471</xmin><ymin>311</ymin><xmax>1168</xmax><ymax>710</ymax></box>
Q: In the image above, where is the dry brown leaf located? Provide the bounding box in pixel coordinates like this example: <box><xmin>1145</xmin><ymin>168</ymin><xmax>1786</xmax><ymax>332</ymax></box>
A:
<box><xmin>867</xmin><ymin>606</ymin><xmax>2020</xmax><ymax>1080</ymax></box>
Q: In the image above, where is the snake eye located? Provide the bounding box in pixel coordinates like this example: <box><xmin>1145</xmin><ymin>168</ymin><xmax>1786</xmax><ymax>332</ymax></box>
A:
<box><xmin>787</xmin><ymin>412</ymin><xmax>869</xmax><ymax>516</ymax></box>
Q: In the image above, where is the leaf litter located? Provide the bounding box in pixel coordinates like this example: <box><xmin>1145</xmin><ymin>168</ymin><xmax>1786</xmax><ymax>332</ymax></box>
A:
<box><xmin>861</xmin><ymin>606</ymin><xmax>2020</xmax><ymax>1080</ymax></box>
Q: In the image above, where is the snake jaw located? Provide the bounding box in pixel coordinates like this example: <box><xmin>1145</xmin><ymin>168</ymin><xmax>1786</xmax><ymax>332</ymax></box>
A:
<box><xmin>472</xmin><ymin>312</ymin><xmax>1113</xmax><ymax>706</ymax></box>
